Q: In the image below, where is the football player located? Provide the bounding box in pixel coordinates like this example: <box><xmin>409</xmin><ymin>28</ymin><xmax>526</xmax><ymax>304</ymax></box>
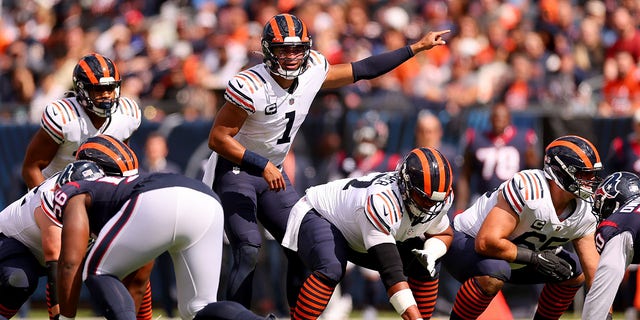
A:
<box><xmin>583</xmin><ymin>171</ymin><xmax>640</xmax><ymax>319</ymax></box>
<box><xmin>443</xmin><ymin>135</ymin><xmax>603</xmax><ymax>320</ymax></box>
<box><xmin>456</xmin><ymin>102</ymin><xmax>540</xmax><ymax>212</ymax></box>
<box><xmin>22</xmin><ymin>53</ymin><xmax>141</xmax><ymax>189</ymax></box>
<box><xmin>0</xmin><ymin>135</ymin><xmax>138</xmax><ymax>319</ymax></box>
<box><xmin>280</xmin><ymin>147</ymin><xmax>454</xmax><ymax>320</ymax></box>
<box><xmin>202</xmin><ymin>12</ymin><xmax>450</xmax><ymax>308</ymax></box>
<box><xmin>47</xmin><ymin>161</ymin><xmax>274</xmax><ymax>320</ymax></box>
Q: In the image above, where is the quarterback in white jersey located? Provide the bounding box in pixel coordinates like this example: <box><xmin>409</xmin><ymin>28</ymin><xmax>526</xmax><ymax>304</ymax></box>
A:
<box><xmin>22</xmin><ymin>53</ymin><xmax>141</xmax><ymax>188</ymax></box>
<box><xmin>282</xmin><ymin>147</ymin><xmax>454</xmax><ymax>320</ymax></box>
<box><xmin>202</xmin><ymin>12</ymin><xmax>451</xmax><ymax>309</ymax></box>
<box><xmin>443</xmin><ymin>135</ymin><xmax>603</xmax><ymax>320</ymax></box>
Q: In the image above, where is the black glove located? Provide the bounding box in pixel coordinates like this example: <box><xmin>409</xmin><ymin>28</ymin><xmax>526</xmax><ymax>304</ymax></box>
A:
<box><xmin>515</xmin><ymin>247</ymin><xmax>573</xmax><ymax>281</ymax></box>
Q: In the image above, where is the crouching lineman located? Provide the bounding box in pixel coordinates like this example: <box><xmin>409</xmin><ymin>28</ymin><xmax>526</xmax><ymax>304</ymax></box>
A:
<box><xmin>443</xmin><ymin>135</ymin><xmax>603</xmax><ymax>320</ymax></box>
<box><xmin>0</xmin><ymin>135</ymin><xmax>140</xmax><ymax>319</ymax></box>
<box><xmin>281</xmin><ymin>147</ymin><xmax>455</xmax><ymax>320</ymax></box>
<box><xmin>43</xmin><ymin>160</ymin><xmax>274</xmax><ymax>320</ymax></box>
<box><xmin>583</xmin><ymin>171</ymin><xmax>640</xmax><ymax>319</ymax></box>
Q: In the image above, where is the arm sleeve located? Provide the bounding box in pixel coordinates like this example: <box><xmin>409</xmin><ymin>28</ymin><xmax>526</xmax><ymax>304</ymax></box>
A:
<box><xmin>582</xmin><ymin>232</ymin><xmax>634</xmax><ymax>319</ymax></box>
<box><xmin>368</xmin><ymin>242</ymin><xmax>406</xmax><ymax>290</ymax></box>
<box><xmin>351</xmin><ymin>46</ymin><xmax>414</xmax><ymax>82</ymax></box>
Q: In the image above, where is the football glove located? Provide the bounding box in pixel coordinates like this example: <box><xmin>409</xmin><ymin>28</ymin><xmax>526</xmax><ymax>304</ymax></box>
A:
<box><xmin>411</xmin><ymin>248</ymin><xmax>437</xmax><ymax>277</ymax></box>
<box><xmin>515</xmin><ymin>247</ymin><xmax>573</xmax><ymax>281</ymax></box>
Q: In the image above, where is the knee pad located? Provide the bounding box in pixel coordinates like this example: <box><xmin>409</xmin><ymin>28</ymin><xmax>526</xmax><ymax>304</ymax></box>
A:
<box><xmin>0</xmin><ymin>266</ymin><xmax>34</xmax><ymax>308</ymax></box>
<box><xmin>235</xmin><ymin>244</ymin><xmax>260</xmax><ymax>269</ymax></box>
<box><xmin>317</xmin><ymin>260</ymin><xmax>346</xmax><ymax>284</ymax></box>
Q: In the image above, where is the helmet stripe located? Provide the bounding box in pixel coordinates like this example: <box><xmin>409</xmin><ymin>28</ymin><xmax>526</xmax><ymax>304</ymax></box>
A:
<box><xmin>78</xmin><ymin>60</ymin><xmax>99</xmax><ymax>84</ymax></box>
<box><xmin>101</xmin><ymin>134</ymin><xmax>138</xmax><ymax>171</ymax></box>
<box><xmin>269</xmin><ymin>18</ymin><xmax>283</xmax><ymax>42</ymax></box>
<box><xmin>547</xmin><ymin>139</ymin><xmax>595</xmax><ymax>167</ymax></box>
<box><xmin>432</xmin><ymin>148</ymin><xmax>451</xmax><ymax>193</ymax></box>
<box><xmin>284</xmin><ymin>14</ymin><xmax>296</xmax><ymax>38</ymax></box>
<box><xmin>412</xmin><ymin>148</ymin><xmax>432</xmax><ymax>195</ymax></box>
<box><xmin>94</xmin><ymin>53</ymin><xmax>111</xmax><ymax>78</ymax></box>
<box><xmin>78</xmin><ymin>142</ymin><xmax>127</xmax><ymax>173</ymax></box>
<box><xmin>577</xmin><ymin>135</ymin><xmax>600</xmax><ymax>163</ymax></box>
<box><xmin>301</xmin><ymin>19</ymin><xmax>309</xmax><ymax>41</ymax></box>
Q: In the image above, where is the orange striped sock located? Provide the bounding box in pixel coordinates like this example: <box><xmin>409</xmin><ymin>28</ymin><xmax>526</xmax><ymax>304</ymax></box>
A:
<box><xmin>451</xmin><ymin>278</ymin><xmax>496</xmax><ymax>320</ymax></box>
<box><xmin>534</xmin><ymin>283</ymin><xmax>580</xmax><ymax>320</ymax></box>
<box><xmin>136</xmin><ymin>282</ymin><xmax>153</xmax><ymax>320</ymax></box>
<box><xmin>293</xmin><ymin>273</ymin><xmax>336</xmax><ymax>320</ymax></box>
<box><xmin>408</xmin><ymin>277</ymin><xmax>438</xmax><ymax>319</ymax></box>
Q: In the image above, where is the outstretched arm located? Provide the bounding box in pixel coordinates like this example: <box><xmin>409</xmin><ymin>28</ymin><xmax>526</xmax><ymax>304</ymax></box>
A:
<box><xmin>322</xmin><ymin>30</ymin><xmax>450</xmax><ymax>89</ymax></box>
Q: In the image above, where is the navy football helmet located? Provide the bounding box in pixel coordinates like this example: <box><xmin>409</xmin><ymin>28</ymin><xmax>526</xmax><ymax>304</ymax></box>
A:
<box><xmin>593</xmin><ymin>171</ymin><xmax>640</xmax><ymax>221</ymax></box>
<box><xmin>397</xmin><ymin>147</ymin><xmax>453</xmax><ymax>223</ymax></box>
<box><xmin>56</xmin><ymin>160</ymin><xmax>105</xmax><ymax>189</ymax></box>
<box><xmin>261</xmin><ymin>14</ymin><xmax>312</xmax><ymax>80</ymax></box>
<box><xmin>72</xmin><ymin>53</ymin><xmax>121</xmax><ymax>117</ymax></box>
<box><xmin>76</xmin><ymin>134</ymin><xmax>138</xmax><ymax>177</ymax></box>
<box><xmin>543</xmin><ymin>135</ymin><xmax>603</xmax><ymax>200</ymax></box>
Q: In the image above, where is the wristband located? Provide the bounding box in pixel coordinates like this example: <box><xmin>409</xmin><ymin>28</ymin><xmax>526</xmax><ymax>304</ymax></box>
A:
<box><xmin>422</xmin><ymin>237</ymin><xmax>448</xmax><ymax>260</ymax></box>
<box><xmin>59</xmin><ymin>315</ymin><xmax>75</xmax><ymax>320</ymax></box>
<box><xmin>389</xmin><ymin>288</ymin><xmax>417</xmax><ymax>315</ymax></box>
<box><xmin>514</xmin><ymin>247</ymin><xmax>535</xmax><ymax>264</ymax></box>
<box><xmin>241</xmin><ymin>150</ymin><xmax>269</xmax><ymax>175</ymax></box>
<box><xmin>45</xmin><ymin>261</ymin><xmax>59</xmax><ymax>306</ymax></box>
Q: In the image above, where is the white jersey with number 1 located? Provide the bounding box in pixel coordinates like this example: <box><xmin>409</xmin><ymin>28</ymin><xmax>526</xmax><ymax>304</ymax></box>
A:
<box><xmin>223</xmin><ymin>50</ymin><xmax>329</xmax><ymax>167</ymax></box>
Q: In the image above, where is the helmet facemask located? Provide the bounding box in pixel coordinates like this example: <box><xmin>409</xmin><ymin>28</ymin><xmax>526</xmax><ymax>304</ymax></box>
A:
<box><xmin>73</xmin><ymin>53</ymin><xmax>122</xmax><ymax>118</ymax></box>
<box><xmin>75</xmin><ymin>81</ymin><xmax>121</xmax><ymax>117</ymax></box>
<box><xmin>544</xmin><ymin>154</ymin><xmax>602</xmax><ymax>201</ymax></box>
<box><xmin>263</xmin><ymin>41</ymin><xmax>311</xmax><ymax>80</ymax></box>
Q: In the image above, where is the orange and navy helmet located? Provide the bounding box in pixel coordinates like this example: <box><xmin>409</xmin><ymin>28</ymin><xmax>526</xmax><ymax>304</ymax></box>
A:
<box><xmin>397</xmin><ymin>147</ymin><xmax>453</xmax><ymax>223</ymax></box>
<box><xmin>75</xmin><ymin>134</ymin><xmax>138</xmax><ymax>177</ymax></box>
<box><xmin>72</xmin><ymin>53</ymin><xmax>121</xmax><ymax>117</ymax></box>
<box><xmin>261</xmin><ymin>14</ymin><xmax>312</xmax><ymax>80</ymax></box>
<box><xmin>544</xmin><ymin>135</ymin><xmax>603</xmax><ymax>200</ymax></box>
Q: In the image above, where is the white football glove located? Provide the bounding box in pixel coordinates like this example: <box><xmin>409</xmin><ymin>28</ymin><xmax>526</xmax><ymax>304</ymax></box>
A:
<box><xmin>412</xmin><ymin>248</ymin><xmax>437</xmax><ymax>277</ymax></box>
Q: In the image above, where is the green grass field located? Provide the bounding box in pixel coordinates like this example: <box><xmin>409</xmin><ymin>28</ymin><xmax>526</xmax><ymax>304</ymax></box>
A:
<box><xmin>16</xmin><ymin>309</ymin><xmax>621</xmax><ymax>319</ymax></box>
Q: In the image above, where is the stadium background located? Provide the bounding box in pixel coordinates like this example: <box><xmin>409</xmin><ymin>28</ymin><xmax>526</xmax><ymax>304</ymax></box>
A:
<box><xmin>1</xmin><ymin>0</ymin><xmax>639</xmax><ymax>317</ymax></box>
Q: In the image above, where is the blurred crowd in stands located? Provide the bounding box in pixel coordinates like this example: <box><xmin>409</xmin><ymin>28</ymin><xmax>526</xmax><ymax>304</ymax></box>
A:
<box><xmin>4</xmin><ymin>0</ymin><xmax>640</xmax><ymax>317</ymax></box>
<box><xmin>1</xmin><ymin>0</ymin><xmax>639</xmax><ymax>126</ymax></box>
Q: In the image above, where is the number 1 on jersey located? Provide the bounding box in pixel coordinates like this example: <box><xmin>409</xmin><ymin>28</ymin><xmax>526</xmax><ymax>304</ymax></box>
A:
<box><xmin>277</xmin><ymin>111</ymin><xmax>295</xmax><ymax>144</ymax></box>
